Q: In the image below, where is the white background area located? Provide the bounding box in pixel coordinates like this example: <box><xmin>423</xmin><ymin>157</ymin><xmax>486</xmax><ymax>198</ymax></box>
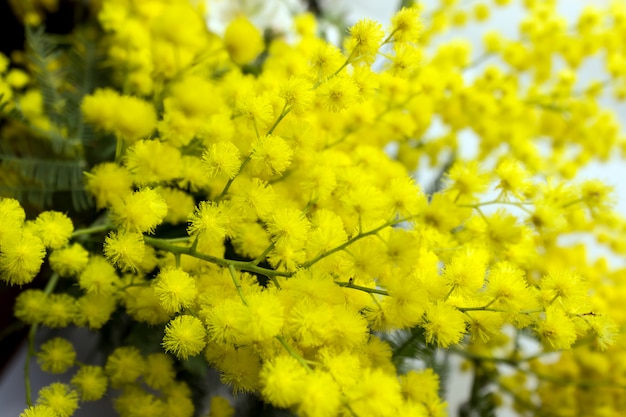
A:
<box><xmin>1</xmin><ymin>1</ymin><xmax>624</xmax><ymax>416</ymax></box>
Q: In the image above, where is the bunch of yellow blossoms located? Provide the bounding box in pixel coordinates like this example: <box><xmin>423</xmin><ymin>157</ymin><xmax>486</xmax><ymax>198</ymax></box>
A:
<box><xmin>2</xmin><ymin>0</ymin><xmax>626</xmax><ymax>416</ymax></box>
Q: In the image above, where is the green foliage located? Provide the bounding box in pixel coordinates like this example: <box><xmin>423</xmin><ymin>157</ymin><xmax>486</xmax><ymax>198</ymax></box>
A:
<box><xmin>0</xmin><ymin>25</ymin><xmax>111</xmax><ymax>212</ymax></box>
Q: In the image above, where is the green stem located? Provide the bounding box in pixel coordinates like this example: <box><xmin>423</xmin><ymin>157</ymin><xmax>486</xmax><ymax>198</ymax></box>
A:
<box><xmin>456</xmin><ymin>305</ymin><xmax>544</xmax><ymax>315</ymax></box>
<box><xmin>143</xmin><ymin>236</ymin><xmax>290</xmax><ymax>278</ymax></box>
<box><xmin>229</xmin><ymin>264</ymin><xmax>247</xmax><ymax>305</ymax></box>
<box><xmin>275</xmin><ymin>335</ymin><xmax>312</xmax><ymax>371</ymax></box>
<box><xmin>335</xmin><ymin>281</ymin><xmax>389</xmax><ymax>296</ymax></box>
<box><xmin>252</xmin><ymin>242</ymin><xmax>276</xmax><ymax>266</ymax></box>
<box><xmin>302</xmin><ymin>216</ymin><xmax>412</xmax><ymax>269</ymax></box>
<box><xmin>25</xmin><ymin>272</ymin><xmax>60</xmax><ymax>406</ymax></box>
<box><xmin>71</xmin><ymin>224</ymin><xmax>113</xmax><ymax>238</ymax></box>
<box><xmin>216</xmin><ymin>156</ymin><xmax>251</xmax><ymax>201</ymax></box>
<box><xmin>24</xmin><ymin>324</ymin><xmax>37</xmax><ymax>407</ymax></box>
<box><xmin>267</xmin><ymin>103</ymin><xmax>290</xmax><ymax>135</ymax></box>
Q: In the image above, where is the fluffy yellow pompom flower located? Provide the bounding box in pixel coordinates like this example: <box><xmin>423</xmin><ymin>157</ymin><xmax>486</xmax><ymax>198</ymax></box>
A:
<box><xmin>37</xmin><ymin>337</ymin><xmax>76</xmax><ymax>374</ymax></box>
<box><xmin>0</xmin><ymin>197</ymin><xmax>25</xmax><ymax>245</ymax></box>
<box><xmin>442</xmin><ymin>247</ymin><xmax>488</xmax><ymax>297</ymax></box>
<box><xmin>446</xmin><ymin>160</ymin><xmax>489</xmax><ymax>201</ymax></box>
<box><xmin>400</xmin><ymin>368</ymin><xmax>442</xmax><ymax>405</ymax></box>
<box><xmin>230</xmin><ymin>178</ymin><xmax>277</xmax><ymax>220</ymax></box>
<box><xmin>41</xmin><ymin>294</ymin><xmax>77</xmax><ymax>328</ymax></box>
<box><xmin>296</xmin><ymin>371</ymin><xmax>342</xmax><ymax>417</ymax></box>
<box><xmin>280</xmin><ymin>77</ymin><xmax>314</xmax><ymax>115</ymax></box>
<box><xmin>49</xmin><ymin>243</ymin><xmax>90</xmax><ymax>278</ymax></box>
<box><xmin>123</xmin><ymin>285</ymin><xmax>170</xmax><ymax>325</ymax></box>
<box><xmin>234</xmin><ymin>93</ymin><xmax>274</xmax><ymax>130</ymax></box>
<box><xmin>78</xmin><ymin>256</ymin><xmax>119</xmax><ymax>295</ymax></box>
<box><xmin>152</xmin><ymin>268</ymin><xmax>198</xmax><ymax>314</ymax></box>
<box><xmin>125</xmin><ymin>139</ymin><xmax>182</xmax><ymax>185</ymax></box>
<box><xmin>308</xmin><ymin>39</ymin><xmax>344</xmax><ymax>78</ymax></box>
<box><xmin>390</xmin><ymin>6</ymin><xmax>423</xmax><ymax>42</ymax></box>
<box><xmin>224</xmin><ymin>16</ymin><xmax>264</xmax><ymax>65</ymax></box>
<box><xmin>347</xmin><ymin>368</ymin><xmax>403</xmax><ymax>417</ymax></box>
<box><xmin>111</xmin><ymin>188</ymin><xmax>168</xmax><ymax>233</ymax></box>
<box><xmin>103</xmin><ymin>230</ymin><xmax>145</xmax><ymax>272</ymax></box>
<box><xmin>144</xmin><ymin>353</ymin><xmax>176</xmax><ymax>390</ymax></box>
<box><xmin>0</xmin><ymin>231</ymin><xmax>46</xmax><ymax>286</ymax></box>
<box><xmin>14</xmin><ymin>289</ymin><xmax>48</xmax><ymax>325</ymax></box>
<box><xmin>105</xmin><ymin>346</ymin><xmax>145</xmax><ymax>387</ymax></box>
<box><xmin>205</xmin><ymin>298</ymin><xmax>249</xmax><ymax>345</ymax></box>
<box><xmin>316</xmin><ymin>75</ymin><xmax>359</xmax><ymax>112</ymax></box>
<box><xmin>36</xmin><ymin>383</ymin><xmax>79</xmax><ymax>417</ymax></box>
<box><xmin>71</xmin><ymin>365</ymin><xmax>108</xmax><ymax>401</ymax></box>
<box><xmin>266</xmin><ymin>208</ymin><xmax>310</xmax><ymax>248</ymax></box>
<box><xmin>75</xmin><ymin>293</ymin><xmax>117</xmax><ymax>329</ymax></box>
<box><xmin>162</xmin><ymin>315</ymin><xmax>207</xmax><ymax>359</ymax></box>
<box><xmin>535</xmin><ymin>306</ymin><xmax>577</xmax><ymax>350</ymax></box>
<box><xmin>346</xmin><ymin>18</ymin><xmax>385</xmax><ymax>63</ymax></box>
<box><xmin>187</xmin><ymin>201</ymin><xmax>228</xmax><ymax>242</ymax></box>
<box><xmin>422</xmin><ymin>301</ymin><xmax>467</xmax><ymax>347</ymax></box>
<box><xmin>485</xmin><ymin>262</ymin><xmax>535</xmax><ymax>313</ymax></box>
<box><xmin>84</xmin><ymin>162</ymin><xmax>134</xmax><ymax>208</ymax></box>
<box><xmin>209</xmin><ymin>396</ymin><xmax>234</xmax><ymax>417</ymax></box>
<box><xmin>81</xmin><ymin>88</ymin><xmax>157</xmax><ymax>142</ymax></box>
<box><xmin>202</xmin><ymin>141</ymin><xmax>241</xmax><ymax>179</ymax></box>
<box><xmin>495</xmin><ymin>157</ymin><xmax>532</xmax><ymax>199</ymax></box>
<box><xmin>249</xmin><ymin>134</ymin><xmax>293</xmax><ymax>179</ymax></box>
<box><xmin>260</xmin><ymin>355</ymin><xmax>307</xmax><ymax>408</ymax></box>
<box><xmin>32</xmin><ymin>211</ymin><xmax>74</xmax><ymax>249</ymax></box>
<box><xmin>218</xmin><ymin>347</ymin><xmax>261</xmax><ymax>393</ymax></box>
<box><xmin>240</xmin><ymin>292</ymin><xmax>285</xmax><ymax>343</ymax></box>
<box><xmin>19</xmin><ymin>405</ymin><xmax>58</xmax><ymax>417</ymax></box>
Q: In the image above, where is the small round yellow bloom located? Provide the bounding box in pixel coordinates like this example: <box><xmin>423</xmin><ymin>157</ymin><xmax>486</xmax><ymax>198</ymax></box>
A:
<box><xmin>535</xmin><ymin>306</ymin><xmax>577</xmax><ymax>350</ymax></box>
<box><xmin>111</xmin><ymin>188</ymin><xmax>168</xmax><ymax>233</ymax></box>
<box><xmin>75</xmin><ymin>293</ymin><xmax>117</xmax><ymax>329</ymax></box>
<box><xmin>202</xmin><ymin>141</ymin><xmax>241</xmax><ymax>180</ymax></box>
<box><xmin>316</xmin><ymin>75</ymin><xmax>359</xmax><ymax>112</ymax></box>
<box><xmin>81</xmin><ymin>88</ymin><xmax>157</xmax><ymax>142</ymax></box>
<box><xmin>162</xmin><ymin>315</ymin><xmax>207</xmax><ymax>360</ymax></box>
<box><xmin>84</xmin><ymin>162</ymin><xmax>134</xmax><ymax>208</ymax></box>
<box><xmin>296</xmin><ymin>370</ymin><xmax>341</xmax><ymax>417</ymax></box>
<box><xmin>78</xmin><ymin>256</ymin><xmax>120</xmax><ymax>296</ymax></box>
<box><xmin>187</xmin><ymin>201</ymin><xmax>228</xmax><ymax>243</ymax></box>
<box><xmin>49</xmin><ymin>243</ymin><xmax>90</xmax><ymax>278</ymax></box>
<box><xmin>0</xmin><ymin>197</ymin><xmax>25</xmax><ymax>245</ymax></box>
<box><xmin>36</xmin><ymin>383</ymin><xmax>79</xmax><ymax>417</ymax></box>
<box><xmin>346</xmin><ymin>18</ymin><xmax>385</xmax><ymax>63</ymax></box>
<box><xmin>0</xmin><ymin>231</ymin><xmax>46</xmax><ymax>286</ymax></box>
<box><xmin>19</xmin><ymin>405</ymin><xmax>58</xmax><ymax>417</ymax></box>
<box><xmin>103</xmin><ymin>230</ymin><xmax>145</xmax><ymax>272</ymax></box>
<box><xmin>37</xmin><ymin>337</ymin><xmax>76</xmax><ymax>374</ymax></box>
<box><xmin>153</xmin><ymin>268</ymin><xmax>198</xmax><ymax>314</ymax></box>
<box><xmin>260</xmin><ymin>355</ymin><xmax>307</xmax><ymax>408</ymax></box>
<box><xmin>224</xmin><ymin>16</ymin><xmax>264</xmax><ymax>65</ymax></box>
<box><xmin>41</xmin><ymin>294</ymin><xmax>77</xmax><ymax>328</ymax></box>
<box><xmin>144</xmin><ymin>353</ymin><xmax>176</xmax><ymax>390</ymax></box>
<box><xmin>390</xmin><ymin>6</ymin><xmax>423</xmax><ymax>42</ymax></box>
<box><xmin>33</xmin><ymin>211</ymin><xmax>73</xmax><ymax>249</ymax></box>
<box><xmin>422</xmin><ymin>301</ymin><xmax>467</xmax><ymax>347</ymax></box>
<box><xmin>71</xmin><ymin>365</ymin><xmax>108</xmax><ymax>401</ymax></box>
<box><xmin>105</xmin><ymin>346</ymin><xmax>145</xmax><ymax>387</ymax></box>
<box><xmin>209</xmin><ymin>396</ymin><xmax>234</xmax><ymax>417</ymax></box>
<box><xmin>14</xmin><ymin>289</ymin><xmax>48</xmax><ymax>325</ymax></box>
<box><xmin>249</xmin><ymin>134</ymin><xmax>293</xmax><ymax>179</ymax></box>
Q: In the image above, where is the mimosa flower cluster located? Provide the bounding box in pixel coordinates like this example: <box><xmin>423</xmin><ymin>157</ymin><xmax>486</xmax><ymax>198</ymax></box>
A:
<box><xmin>1</xmin><ymin>0</ymin><xmax>626</xmax><ymax>416</ymax></box>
